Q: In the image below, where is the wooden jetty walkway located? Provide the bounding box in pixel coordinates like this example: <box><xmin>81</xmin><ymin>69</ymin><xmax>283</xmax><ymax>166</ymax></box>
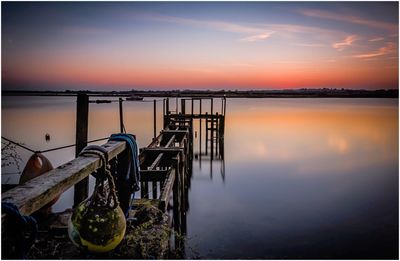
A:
<box><xmin>1</xmin><ymin>93</ymin><xmax>226</xmax><ymax>258</ymax></box>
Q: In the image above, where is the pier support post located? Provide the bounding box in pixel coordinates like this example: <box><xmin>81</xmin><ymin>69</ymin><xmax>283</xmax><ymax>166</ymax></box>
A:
<box><xmin>74</xmin><ymin>92</ymin><xmax>89</xmax><ymax>206</ymax></box>
<box><xmin>181</xmin><ymin>99</ymin><xmax>186</xmax><ymax>114</ymax></box>
<box><xmin>164</xmin><ymin>98</ymin><xmax>170</xmax><ymax>128</ymax></box>
<box><xmin>119</xmin><ymin>98</ymin><xmax>124</xmax><ymax>133</ymax></box>
<box><xmin>153</xmin><ymin>99</ymin><xmax>157</xmax><ymax>139</ymax></box>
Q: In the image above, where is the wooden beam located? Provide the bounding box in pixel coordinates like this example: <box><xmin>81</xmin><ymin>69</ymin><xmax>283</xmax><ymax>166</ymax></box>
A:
<box><xmin>140</xmin><ymin>169</ymin><xmax>170</xmax><ymax>182</ymax></box>
<box><xmin>148</xmin><ymin>153</ymin><xmax>164</xmax><ymax>170</ymax></box>
<box><xmin>167</xmin><ymin>113</ymin><xmax>222</xmax><ymax>119</ymax></box>
<box><xmin>2</xmin><ymin>141</ymin><xmax>126</xmax><ymax>216</ymax></box>
<box><xmin>143</xmin><ymin>147</ymin><xmax>183</xmax><ymax>154</ymax></box>
<box><xmin>161</xmin><ymin>130</ymin><xmax>189</xmax><ymax>134</ymax></box>
<box><xmin>159</xmin><ymin>170</ymin><xmax>175</xmax><ymax>212</ymax></box>
<box><xmin>164</xmin><ymin>134</ymin><xmax>176</xmax><ymax>148</ymax></box>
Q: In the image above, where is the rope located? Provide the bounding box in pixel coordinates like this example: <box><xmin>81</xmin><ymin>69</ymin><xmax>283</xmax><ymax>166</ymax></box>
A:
<box><xmin>79</xmin><ymin>146</ymin><xmax>120</xmax><ymax>209</ymax></box>
<box><xmin>1</xmin><ymin>136</ymin><xmax>109</xmax><ymax>154</ymax></box>
<box><xmin>1</xmin><ymin>137</ymin><xmax>36</xmax><ymax>153</ymax></box>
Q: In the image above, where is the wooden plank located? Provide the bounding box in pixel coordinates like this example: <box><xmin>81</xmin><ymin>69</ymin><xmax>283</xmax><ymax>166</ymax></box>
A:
<box><xmin>143</xmin><ymin>147</ymin><xmax>183</xmax><ymax>153</ymax></box>
<box><xmin>147</xmin><ymin>132</ymin><xmax>163</xmax><ymax>148</ymax></box>
<box><xmin>167</xmin><ymin>113</ymin><xmax>222</xmax><ymax>119</ymax></box>
<box><xmin>148</xmin><ymin>153</ymin><xmax>164</xmax><ymax>170</ymax></box>
<box><xmin>161</xmin><ymin>130</ymin><xmax>189</xmax><ymax>134</ymax></box>
<box><xmin>2</xmin><ymin>141</ymin><xmax>126</xmax><ymax>216</ymax></box>
<box><xmin>159</xmin><ymin>170</ymin><xmax>175</xmax><ymax>212</ymax></box>
<box><xmin>140</xmin><ymin>170</ymin><xmax>169</xmax><ymax>182</ymax></box>
<box><xmin>164</xmin><ymin>134</ymin><xmax>176</xmax><ymax>148</ymax></box>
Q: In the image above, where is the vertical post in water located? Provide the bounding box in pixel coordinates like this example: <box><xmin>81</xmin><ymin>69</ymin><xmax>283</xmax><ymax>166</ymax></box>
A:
<box><xmin>153</xmin><ymin>99</ymin><xmax>157</xmax><ymax>140</ymax></box>
<box><xmin>211</xmin><ymin>98</ymin><xmax>214</xmax><ymax>115</ymax></box>
<box><xmin>166</xmin><ymin>98</ymin><xmax>170</xmax><ymax>115</ymax></box>
<box><xmin>223</xmin><ymin>96</ymin><xmax>226</xmax><ymax>116</ymax></box>
<box><xmin>74</xmin><ymin>92</ymin><xmax>89</xmax><ymax>206</ymax></box>
<box><xmin>181</xmin><ymin>99</ymin><xmax>186</xmax><ymax>114</ymax></box>
<box><xmin>221</xmin><ymin>98</ymin><xmax>223</xmax><ymax>115</ymax></box>
<box><xmin>199</xmin><ymin>99</ymin><xmax>202</xmax><ymax>165</ymax></box>
<box><xmin>164</xmin><ymin>98</ymin><xmax>170</xmax><ymax>128</ymax></box>
<box><xmin>205</xmin><ymin>112</ymin><xmax>208</xmax><ymax>155</ymax></box>
<box><xmin>162</xmin><ymin>99</ymin><xmax>165</xmax><ymax>118</ymax></box>
<box><xmin>191</xmin><ymin>98</ymin><xmax>194</xmax><ymax>115</ymax></box>
<box><xmin>119</xmin><ymin>98</ymin><xmax>124</xmax><ymax>133</ymax></box>
<box><xmin>216</xmin><ymin>112</ymin><xmax>219</xmax><ymax>157</ymax></box>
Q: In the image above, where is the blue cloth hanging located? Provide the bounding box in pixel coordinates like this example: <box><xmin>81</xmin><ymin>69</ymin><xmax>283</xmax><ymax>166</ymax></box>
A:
<box><xmin>2</xmin><ymin>202</ymin><xmax>38</xmax><ymax>259</ymax></box>
<box><xmin>108</xmin><ymin>133</ymin><xmax>140</xmax><ymax>192</ymax></box>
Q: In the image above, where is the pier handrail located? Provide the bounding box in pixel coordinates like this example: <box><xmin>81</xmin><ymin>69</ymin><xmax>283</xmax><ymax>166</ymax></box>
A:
<box><xmin>2</xmin><ymin>140</ymin><xmax>126</xmax><ymax>216</ymax></box>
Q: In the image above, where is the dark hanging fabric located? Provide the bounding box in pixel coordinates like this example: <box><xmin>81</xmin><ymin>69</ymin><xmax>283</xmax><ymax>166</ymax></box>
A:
<box><xmin>108</xmin><ymin>134</ymin><xmax>140</xmax><ymax>216</ymax></box>
<box><xmin>1</xmin><ymin>202</ymin><xmax>38</xmax><ymax>259</ymax></box>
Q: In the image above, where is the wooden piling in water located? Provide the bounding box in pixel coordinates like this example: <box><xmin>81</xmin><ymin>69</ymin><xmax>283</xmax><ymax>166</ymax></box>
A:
<box><xmin>74</xmin><ymin>92</ymin><xmax>89</xmax><ymax>206</ymax></box>
<box><xmin>119</xmin><ymin>97</ymin><xmax>124</xmax><ymax>133</ymax></box>
<box><xmin>181</xmin><ymin>99</ymin><xmax>186</xmax><ymax>114</ymax></box>
<box><xmin>154</xmin><ymin>99</ymin><xmax>157</xmax><ymax>139</ymax></box>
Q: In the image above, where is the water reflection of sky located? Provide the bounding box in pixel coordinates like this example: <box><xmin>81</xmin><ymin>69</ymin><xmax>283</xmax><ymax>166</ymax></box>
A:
<box><xmin>1</xmin><ymin>97</ymin><xmax>398</xmax><ymax>258</ymax></box>
<box><xmin>187</xmin><ymin>98</ymin><xmax>398</xmax><ymax>259</ymax></box>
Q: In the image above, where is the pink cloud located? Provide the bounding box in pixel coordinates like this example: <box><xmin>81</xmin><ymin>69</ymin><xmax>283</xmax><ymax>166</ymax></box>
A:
<box><xmin>368</xmin><ymin>37</ymin><xmax>385</xmax><ymax>42</ymax></box>
<box><xmin>332</xmin><ymin>35</ymin><xmax>359</xmax><ymax>51</ymax></box>
<box><xmin>295</xmin><ymin>43</ymin><xmax>325</xmax><ymax>47</ymax></box>
<box><xmin>240</xmin><ymin>32</ymin><xmax>274</xmax><ymax>42</ymax></box>
<box><xmin>352</xmin><ymin>42</ymin><xmax>395</xmax><ymax>59</ymax></box>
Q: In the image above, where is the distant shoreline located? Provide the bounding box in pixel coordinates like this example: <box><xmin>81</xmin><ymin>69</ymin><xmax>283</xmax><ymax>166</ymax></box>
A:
<box><xmin>2</xmin><ymin>89</ymin><xmax>398</xmax><ymax>98</ymax></box>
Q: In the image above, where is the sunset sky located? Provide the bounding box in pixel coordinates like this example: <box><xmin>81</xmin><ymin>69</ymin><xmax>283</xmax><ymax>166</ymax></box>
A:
<box><xmin>2</xmin><ymin>2</ymin><xmax>398</xmax><ymax>90</ymax></box>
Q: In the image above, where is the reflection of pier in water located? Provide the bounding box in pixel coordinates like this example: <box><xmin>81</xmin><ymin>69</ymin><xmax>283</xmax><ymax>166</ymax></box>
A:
<box><xmin>1</xmin><ymin>93</ymin><xmax>226</xmax><ymax>258</ymax></box>
<box><xmin>139</xmin><ymin>96</ymin><xmax>227</xmax><ymax>256</ymax></box>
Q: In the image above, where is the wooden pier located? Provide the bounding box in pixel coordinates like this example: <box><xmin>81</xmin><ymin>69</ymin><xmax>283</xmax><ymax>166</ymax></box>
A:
<box><xmin>1</xmin><ymin>93</ymin><xmax>226</xmax><ymax>259</ymax></box>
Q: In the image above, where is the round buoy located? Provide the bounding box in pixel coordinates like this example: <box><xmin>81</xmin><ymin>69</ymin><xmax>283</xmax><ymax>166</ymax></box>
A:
<box><xmin>68</xmin><ymin>199</ymin><xmax>126</xmax><ymax>253</ymax></box>
<box><xmin>20</xmin><ymin>153</ymin><xmax>59</xmax><ymax>216</ymax></box>
<box><xmin>68</xmin><ymin>146</ymin><xmax>127</xmax><ymax>253</ymax></box>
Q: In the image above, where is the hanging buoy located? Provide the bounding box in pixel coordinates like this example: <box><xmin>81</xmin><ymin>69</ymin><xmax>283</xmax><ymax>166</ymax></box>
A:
<box><xmin>68</xmin><ymin>199</ymin><xmax>126</xmax><ymax>253</ymax></box>
<box><xmin>68</xmin><ymin>147</ymin><xmax>126</xmax><ymax>253</ymax></box>
<box><xmin>19</xmin><ymin>153</ymin><xmax>59</xmax><ymax>216</ymax></box>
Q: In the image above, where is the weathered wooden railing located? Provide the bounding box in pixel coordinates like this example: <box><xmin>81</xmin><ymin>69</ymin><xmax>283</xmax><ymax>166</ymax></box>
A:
<box><xmin>2</xmin><ymin>126</ymin><xmax>191</xmax><ymax>218</ymax></box>
<box><xmin>2</xmin><ymin>140</ymin><xmax>126</xmax><ymax>216</ymax></box>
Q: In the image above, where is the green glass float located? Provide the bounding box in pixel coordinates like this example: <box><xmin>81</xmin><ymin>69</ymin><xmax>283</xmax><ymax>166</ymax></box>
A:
<box><xmin>68</xmin><ymin>149</ymin><xmax>126</xmax><ymax>253</ymax></box>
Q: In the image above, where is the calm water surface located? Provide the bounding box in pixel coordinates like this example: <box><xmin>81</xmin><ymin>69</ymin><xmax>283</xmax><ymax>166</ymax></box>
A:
<box><xmin>2</xmin><ymin>97</ymin><xmax>398</xmax><ymax>259</ymax></box>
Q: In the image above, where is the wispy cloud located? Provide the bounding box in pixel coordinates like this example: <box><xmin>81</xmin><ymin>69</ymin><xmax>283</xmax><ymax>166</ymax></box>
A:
<box><xmin>240</xmin><ymin>32</ymin><xmax>274</xmax><ymax>42</ymax></box>
<box><xmin>277</xmin><ymin>60</ymin><xmax>310</xmax><ymax>64</ymax></box>
<box><xmin>352</xmin><ymin>42</ymin><xmax>395</xmax><ymax>59</ymax></box>
<box><xmin>139</xmin><ymin>13</ymin><xmax>274</xmax><ymax>42</ymax></box>
<box><xmin>299</xmin><ymin>8</ymin><xmax>397</xmax><ymax>31</ymax></box>
<box><xmin>64</xmin><ymin>26</ymin><xmax>112</xmax><ymax>35</ymax></box>
<box><xmin>294</xmin><ymin>43</ymin><xmax>325</xmax><ymax>47</ymax></box>
<box><xmin>332</xmin><ymin>35</ymin><xmax>359</xmax><ymax>51</ymax></box>
<box><xmin>368</xmin><ymin>37</ymin><xmax>385</xmax><ymax>42</ymax></box>
<box><xmin>137</xmin><ymin>13</ymin><xmax>349</xmax><ymax>44</ymax></box>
